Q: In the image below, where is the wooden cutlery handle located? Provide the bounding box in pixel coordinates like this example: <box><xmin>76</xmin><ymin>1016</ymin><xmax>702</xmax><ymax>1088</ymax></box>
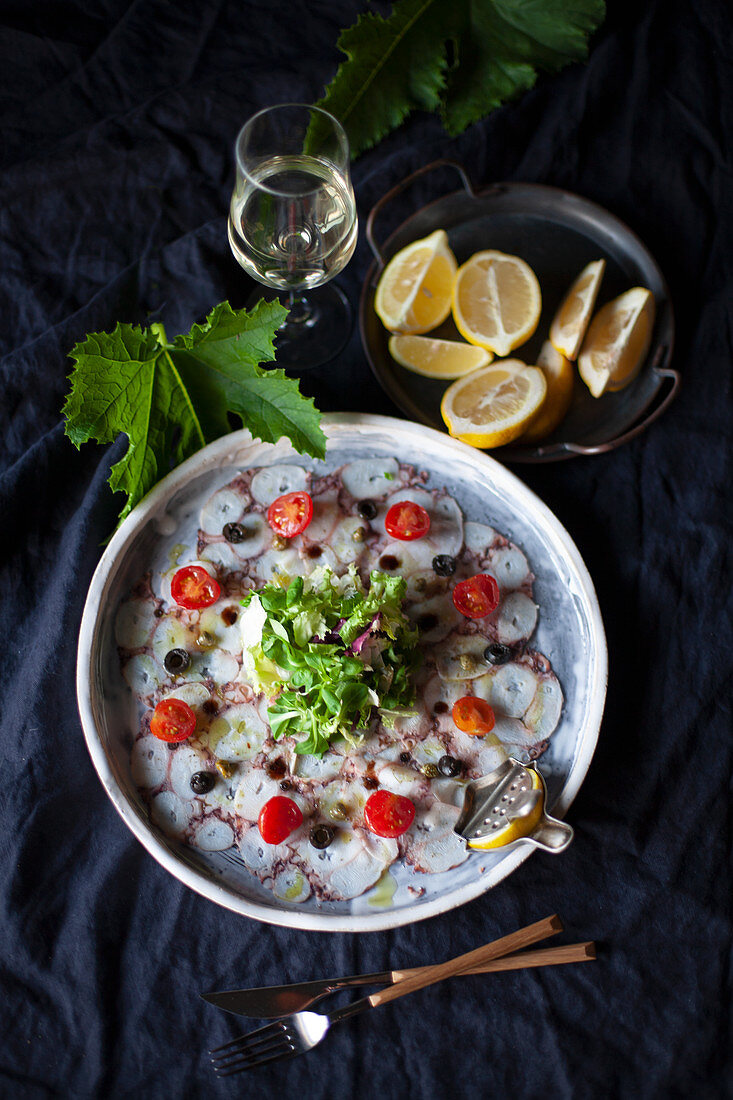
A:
<box><xmin>368</xmin><ymin>913</ymin><xmax>563</xmax><ymax>1008</ymax></box>
<box><xmin>390</xmin><ymin>941</ymin><xmax>596</xmax><ymax>983</ymax></box>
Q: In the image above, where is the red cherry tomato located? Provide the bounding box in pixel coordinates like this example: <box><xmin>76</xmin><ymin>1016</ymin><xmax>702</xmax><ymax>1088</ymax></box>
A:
<box><xmin>258</xmin><ymin>796</ymin><xmax>303</xmax><ymax>844</ymax></box>
<box><xmin>452</xmin><ymin>696</ymin><xmax>495</xmax><ymax>736</ymax></box>
<box><xmin>384</xmin><ymin>500</ymin><xmax>431</xmax><ymax>541</ymax></box>
<box><xmin>267</xmin><ymin>491</ymin><xmax>313</xmax><ymax>539</ymax></box>
<box><xmin>149</xmin><ymin>698</ymin><xmax>197</xmax><ymax>743</ymax></box>
<box><xmin>452</xmin><ymin>573</ymin><xmax>500</xmax><ymax>619</ymax></box>
<box><xmin>170</xmin><ymin>565</ymin><xmax>221</xmax><ymax>610</ymax></box>
<box><xmin>364</xmin><ymin>790</ymin><xmax>416</xmax><ymax>838</ymax></box>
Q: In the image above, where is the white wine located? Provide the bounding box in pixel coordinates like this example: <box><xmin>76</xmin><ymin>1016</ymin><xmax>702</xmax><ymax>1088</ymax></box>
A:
<box><xmin>228</xmin><ymin>154</ymin><xmax>357</xmax><ymax>290</ymax></box>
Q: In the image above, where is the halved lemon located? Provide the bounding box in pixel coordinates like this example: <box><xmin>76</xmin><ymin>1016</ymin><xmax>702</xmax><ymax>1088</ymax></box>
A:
<box><xmin>521</xmin><ymin>341</ymin><xmax>574</xmax><ymax>444</ymax></box>
<box><xmin>374</xmin><ymin>229</ymin><xmax>457</xmax><ymax>334</ymax></box>
<box><xmin>452</xmin><ymin>250</ymin><xmax>542</xmax><ymax>357</ymax></box>
<box><xmin>388</xmin><ymin>334</ymin><xmax>492</xmax><ymax>379</ymax></box>
<box><xmin>549</xmin><ymin>259</ymin><xmax>606</xmax><ymax>360</ymax></box>
<box><xmin>441</xmin><ymin>360</ymin><xmax>547</xmax><ymax>449</ymax></box>
<box><xmin>578</xmin><ymin>287</ymin><xmax>655</xmax><ymax>397</ymax></box>
<box><xmin>468</xmin><ymin>766</ymin><xmax>545</xmax><ymax>850</ymax></box>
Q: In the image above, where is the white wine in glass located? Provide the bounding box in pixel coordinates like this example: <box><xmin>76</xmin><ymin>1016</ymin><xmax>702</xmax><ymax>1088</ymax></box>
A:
<box><xmin>228</xmin><ymin>104</ymin><xmax>358</xmax><ymax>369</ymax></box>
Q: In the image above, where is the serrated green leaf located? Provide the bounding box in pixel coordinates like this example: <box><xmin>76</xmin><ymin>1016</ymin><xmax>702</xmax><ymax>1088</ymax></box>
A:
<box><xmin>315</xmin><ymin>0</ymin><xmax>455</xmax><ymax>157</ymax></box>
<box><xmin>62</xmin><ymin>299</ymin><xmax>326</xmax><ymax>529</ymax></box>
<box><xmin>317</xmin><ymin>0</ymin><xmax>605</xmax><ymax>156</ymax></box>
<box><xmin>441</xmin><ymin>0</ymin><xmax>606</xmax><ymax>135</ymax></box>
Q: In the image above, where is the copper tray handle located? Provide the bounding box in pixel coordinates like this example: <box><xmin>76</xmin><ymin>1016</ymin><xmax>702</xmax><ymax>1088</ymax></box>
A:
<box><xmin>526</xmin><ymin>347</ymin><xmax>680</xmax><ymax>460</ymax></box>
<box><xmin>366</xmin><ymin>159</ymin><xmax>476</xmax><ymax>274</ymax></box>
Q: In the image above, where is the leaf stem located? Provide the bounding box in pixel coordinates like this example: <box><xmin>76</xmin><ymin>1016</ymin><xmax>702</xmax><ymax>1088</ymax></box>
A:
<box><xmin>150</xmin><ymin>321</ymin><xmax>169</xmax><ymax>347</ymax></box>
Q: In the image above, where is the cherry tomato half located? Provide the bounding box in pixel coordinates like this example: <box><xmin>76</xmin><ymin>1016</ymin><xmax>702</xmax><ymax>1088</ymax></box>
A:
<box><xmin>452</xmin><ymin>696</ymin><xmax>495</xmax><ymax>736</ymax></box>
<box><xmin>452</xmin><ymin>573</ymin><xmax>500</xmax><ymax>619</ymax></box>
<box><xmin>267</xmin><ymin>491</ymin><xmax>313</xmax><ymax>539</ymax></box>
<box><xmin>170</xmin><ymin>565</ymin><xmax>221</xmax><ymax>610</ymax></box>
<box><xmin>149</xmin><ymin>697</ymin><xmax>197</xmax><ymax>743</ymax></box>
<box><xmin>258</xmin><ymin>796</ymin><xmax>303</xmax><ymax>845</ymax></box>
<box><xmin>364</xmin><ymin>790</ymin><xmax>416</xmax><ymax>838</ymax></box>
<box><xmin>384</xmin><ymin>500</ymin><xmax>431</xmax><ymax>541</ymax></box>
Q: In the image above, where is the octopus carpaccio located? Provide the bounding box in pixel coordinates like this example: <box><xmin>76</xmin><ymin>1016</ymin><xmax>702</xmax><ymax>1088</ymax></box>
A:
<box><xmin>116</xmin><ymin>457</ymin><xmax>563</xmax><ymax>905</ymax></box>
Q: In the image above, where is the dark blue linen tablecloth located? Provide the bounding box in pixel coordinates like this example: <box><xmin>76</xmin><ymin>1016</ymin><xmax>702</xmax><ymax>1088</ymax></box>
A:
<box><xmin>1</xmin><ymin>2</ymin><xmax>731</xmax><ymax>1096</ymax></box>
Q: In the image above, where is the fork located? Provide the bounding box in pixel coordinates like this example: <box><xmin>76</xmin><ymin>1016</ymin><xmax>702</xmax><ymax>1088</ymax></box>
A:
<box><xmin>210</xmin><ymin>913</ymin><xmax>562</xmax><ymax>1075</ymax></box>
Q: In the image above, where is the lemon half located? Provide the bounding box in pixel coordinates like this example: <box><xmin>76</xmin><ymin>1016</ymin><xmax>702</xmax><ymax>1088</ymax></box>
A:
<box><xmin>441</xmin><ymin>360</ymin><xmax>547</xmax><ymax>449</ymax></box>
<box><xmin>452</xmin><ymin>250</ymin><xmax>542</xmax><ymax>357</ymax></box>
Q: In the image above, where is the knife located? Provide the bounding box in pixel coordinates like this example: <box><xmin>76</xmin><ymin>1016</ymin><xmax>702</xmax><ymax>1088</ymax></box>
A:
<box><xmin>201</xmin><ymin>939</ymin><xmax>595</xmax><ymax>1018</ymax></box>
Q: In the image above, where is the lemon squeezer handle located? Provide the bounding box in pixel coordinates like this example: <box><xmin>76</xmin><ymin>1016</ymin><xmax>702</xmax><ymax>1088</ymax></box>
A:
<box><xmin>366</xmin><ymin>159</ymin><xmax>476</xmax><ymax>276</ymax></box>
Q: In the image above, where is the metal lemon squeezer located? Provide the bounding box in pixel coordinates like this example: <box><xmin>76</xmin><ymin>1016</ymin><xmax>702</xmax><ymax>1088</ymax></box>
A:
<box><xmin>454</xmin><ymin>758</ymin><xmax>574</xmax><ymax>854</ymax></box>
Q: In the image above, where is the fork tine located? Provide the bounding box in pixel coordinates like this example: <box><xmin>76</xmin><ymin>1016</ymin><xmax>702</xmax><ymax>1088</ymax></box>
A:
<box><xmin>214</xmin><ymin>1046</ymin><xmax>297</xmax><ymax>1076</ymax></box>
<box><xmin>212</xmin><ymin>1032</ymin><xmax>292</xmax><ymax>1069</ymax></box>
<box><xmin>210</xmin><ymin>1019</ymin><xmax>285</xmax><ymax>1055</ymax></box>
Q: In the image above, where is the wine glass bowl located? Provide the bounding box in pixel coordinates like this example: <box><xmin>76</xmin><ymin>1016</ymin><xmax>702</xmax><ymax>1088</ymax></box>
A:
<box><xmin>228</xmin><ymin>104</ymin><xmax>358</xmax><ymax>368</ymax></box>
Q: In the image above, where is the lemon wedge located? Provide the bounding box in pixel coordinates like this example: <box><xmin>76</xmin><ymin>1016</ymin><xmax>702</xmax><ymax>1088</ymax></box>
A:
<box><xmin>441</xmin><ymin>359</ymin><xmax>547</xmax><ymax>448</ymax></box>
<box><xmin>578</xmin><ymin>287</ymin><xmax>655</xmax><ymax>397</ymax></box>
<box><xmin>452</xmin><ymin>250</ymin><xmax>542</xmax><ymax>357</ymax></box>
<box><xmin>388</xmin><ymin>334</ymin><xmax>492</xmax><ymax>379</ymax></box>
<box><xmin>467</xmin><ymin>766</ymin><xmax>545</xmax><ymax>850</ymax></box>
<box><xmin>550</xmin><ymin>259</ymin><xmax>605</xmax><ymax>360</ymax></box>
<box><xmin>375</xmin><ymin>229</ymin><xmax>457</xmax><ymax>334</ymax></box>
<box><xmin>521</xmin><ymin>341</ymin><xmax>574</xmax><ymax>444</ymax></box>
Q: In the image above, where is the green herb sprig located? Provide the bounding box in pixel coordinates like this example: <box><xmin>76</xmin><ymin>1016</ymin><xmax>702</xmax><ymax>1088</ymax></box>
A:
<box><xmin>240</xmin><ymin>567</ymin><xmax>421</xmax><ymax>757</ymax></box>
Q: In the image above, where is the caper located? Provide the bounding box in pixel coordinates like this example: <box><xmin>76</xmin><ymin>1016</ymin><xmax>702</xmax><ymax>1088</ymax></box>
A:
<box><xmin>423</xmin><ymin>763</ymin><xmax>440</xmax><ymax>779</ymax></box>
<box><xmin>328</xmin><ymin>801</ymin><xmax>348</xmax><ymax>822</ymax></box>
<box><xmin>272</xmin><ymin>534</ymin><xmax>288</xmax><ymax>551</ymax></box>
<box><xmin>459</xmin><ymin>653</ymin><xmax>477</xmax><ymax>672</ymax></box>
<box><xmin>222</xmin><ymin>522</ymin><xmax>248</xmax><ymax>543</ymax></box>
<box><xmin>196</xmin><ymin>631</ymin><xmax>216</xmax><ymax>648</ymax></box>
<box><xmin>310</xmin><ymin>824</ymin><xmax>336</xmax><ymax>850</ymax></box>
<box><xmin>351</xmin><ymin>526</ymin><xmax>366</xmax><ymax>543</ymax></box>
<box><xmin>215</xmin><ymin>760</ymin><xmax>236</xmax><ymax>779</ymax></box>
<box><xmin>164</xmin><ymin>648</ymin><xmax>190</xmax><ymax>674</ymax></box>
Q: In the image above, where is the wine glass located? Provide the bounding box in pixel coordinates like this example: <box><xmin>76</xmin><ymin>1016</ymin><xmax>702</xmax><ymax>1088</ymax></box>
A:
<box><xmin>228</xmin><ymin>103</ymin><xmax>358</xmax><ymax>370</ymax></box>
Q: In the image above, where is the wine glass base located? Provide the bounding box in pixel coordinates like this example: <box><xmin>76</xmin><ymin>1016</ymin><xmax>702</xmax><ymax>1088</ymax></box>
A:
<box><xmin>245</xmin><ymin>283</ymin><xmax>353</xmax><ymax>372</ymax></box>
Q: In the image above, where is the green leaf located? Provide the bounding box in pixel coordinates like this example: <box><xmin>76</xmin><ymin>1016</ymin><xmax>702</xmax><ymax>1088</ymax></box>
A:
<box><xmin>316</xmin><ymin>0</ymin><xmax>605</xmax><ymax>157</ymax></box>
<box><xmin>62</xmin><ymin>300</ymin><xmax>326</xmax><ymax>528</ymax></box>
<box><xmin>315</xmin><ymin>0</ymin><xmax>455</xmax><ymax>157</ymax></box>
<box><xmin>441</xmin><ymin>0</ymin><xmax>606</xmax><ymax>135</ymax></box>
<box><xmin>242</xmin><ymin>567</ymin><xmax>421</xmax><ymax>756</ymax></box>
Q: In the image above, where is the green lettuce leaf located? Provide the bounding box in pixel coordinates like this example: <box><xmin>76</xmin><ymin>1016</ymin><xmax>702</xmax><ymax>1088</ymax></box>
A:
<box><xmin>316</xmin><ymin>0</ymin><xmax>606</xmax><ymax>157</ymax></box>
<box><xmin>241</xmin><ymin>568</ymin><xmax>421</xmax><ymax>757</ymax></box>
<box><xmin>62</xmin><ymin>300</ymin><xmax>326</xmax><ymax>528</ymax></box>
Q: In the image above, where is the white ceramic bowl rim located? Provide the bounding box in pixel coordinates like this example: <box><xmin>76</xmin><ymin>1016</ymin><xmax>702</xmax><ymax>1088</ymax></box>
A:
<box><xmin>77</xmin><ymin>414</ymin><xmax>607</xmax><ymax>932</ymax></box>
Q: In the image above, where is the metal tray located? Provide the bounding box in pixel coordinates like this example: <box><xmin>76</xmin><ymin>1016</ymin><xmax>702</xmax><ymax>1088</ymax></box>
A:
<box><xmin>359</xmin><ymin>160</ymin><xmax>679</xmax><ymax>462</ymax></box>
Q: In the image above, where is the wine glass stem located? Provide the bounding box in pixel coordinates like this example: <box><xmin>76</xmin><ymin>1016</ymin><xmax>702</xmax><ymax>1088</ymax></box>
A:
<box><xmin>286</xmin><ymin>289</ymin><xmax>314</xmax><ymax>326</ymax></box>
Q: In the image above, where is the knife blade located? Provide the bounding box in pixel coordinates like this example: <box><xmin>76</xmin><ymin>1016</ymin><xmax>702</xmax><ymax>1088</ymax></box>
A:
<box><xmin>201</xmin><ymin>969</ymin><xmax>395</xmax><ymax>1019</ymax></box>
